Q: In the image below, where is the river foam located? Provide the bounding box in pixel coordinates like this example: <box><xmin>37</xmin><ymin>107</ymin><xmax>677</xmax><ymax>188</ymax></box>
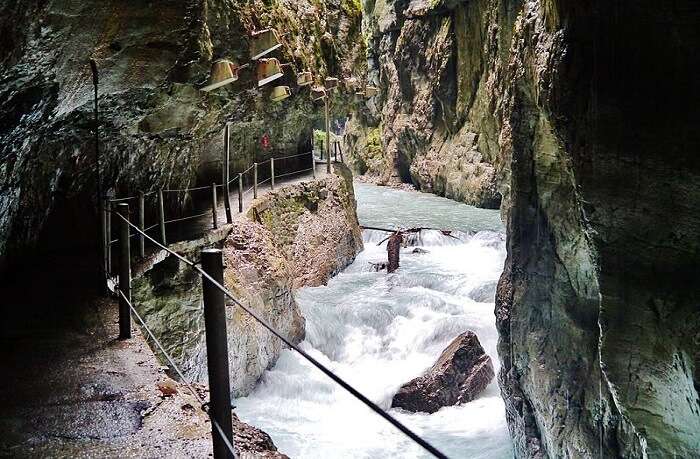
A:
<box><xmin>235</xmin><ymin>183</ymin><xmax>513</xmax><ymax>458</ymax></box>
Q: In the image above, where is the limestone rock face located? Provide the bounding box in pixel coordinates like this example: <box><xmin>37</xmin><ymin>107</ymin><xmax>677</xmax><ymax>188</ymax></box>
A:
<box><xmin>345</xmin><ymin>0</ymin><xmax>502</xmax><ymax>208</ymax></box>
<box><xmin>392</xmin><ymin>331</ymin><xmax>494</xmax><ymax>413</ymax></box>
<box><xmin>354</xmin><ymin>0</ymin><xmax>700</xmax><ymax>457</ymax></box>
<box><xmin>131</xmin><ymin>171</ymin><xmax>362</xmax><ymax>397</ymax></box>
<box><xmin>0</xmin><ymin>0</ymin><xmax>365</xmax><ymax>269</ymax></box>
<box><xmin>250</xmin><ymin>164</ymin><xmax>364</xmax><ymax>288</ymax></box>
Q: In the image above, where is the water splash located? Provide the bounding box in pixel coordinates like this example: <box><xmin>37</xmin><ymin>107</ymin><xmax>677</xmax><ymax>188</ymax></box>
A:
<box><xmin>235</xmin><ymin>184</ymin><xmax>513</xmax><ymax>458</ymax></box>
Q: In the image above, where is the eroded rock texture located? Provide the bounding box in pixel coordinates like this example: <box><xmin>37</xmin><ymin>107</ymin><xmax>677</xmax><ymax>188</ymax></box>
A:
<box><xmin>391</xmin><ymin>330</ymin><xmax>494</xmax><ymax>413</ymax></box>
<box><xmin>353</xmin><ymin>0</ymin><xmax>700</xmax><ymax>457</ymax></box>
<box><xmin>250</xmin><ymin>164</ymin><xmax>364</xmax><ymax>287</ymax></box>
<box><xmin>0</xmin><ymin>0</ymin><xmax>364</xmax><ymax>269</ymax></box>
<box><xmin>345</xmin><ymin>0</ymin><xmax>503</xmax><ymax>208</ymax></box>
<box><xmin>131</xmin><ymin>170</ymin><xmax>362</xmax><ymax>396</ymax></box>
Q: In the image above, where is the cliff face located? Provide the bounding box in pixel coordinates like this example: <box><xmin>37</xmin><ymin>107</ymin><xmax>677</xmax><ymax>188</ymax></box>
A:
<box><xmin>0</xmin><ymin>0</ymin><xmax>364</xmax><ymax>268</ymax></box>
<box><xmin>345</xmin><ymin>0</ymin><xmax>503</xmax><ymax>208</ymax></box>
<box><xmin>353</xmin><ymin>0</ymin><xmax>700</xmax><ymax>456</ymax></box>
<box><xmin>132</xmin><ymin>169</ymin><xmax>362</xmax><ymax>396</ymax></box>
<box><xmin>495</xmin><ymin>2</ymin><xmax>700</xmax><ymax>457</ymax></box>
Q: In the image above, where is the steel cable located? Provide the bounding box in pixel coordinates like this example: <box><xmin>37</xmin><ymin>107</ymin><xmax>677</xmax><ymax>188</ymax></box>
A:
<box><xmin>116</xmin><ymin>288</ymin><xmax>237</xmax><ymax>458</ymax></box>
<box><xmin>113</xmin><ymin>212</ymin><xmax>447</xmax><ymax>459</ymax></box>
<box><xmin>275</xmin><ymin>168</ymin><xmax>314</xmax><ymax>179</ymax></box>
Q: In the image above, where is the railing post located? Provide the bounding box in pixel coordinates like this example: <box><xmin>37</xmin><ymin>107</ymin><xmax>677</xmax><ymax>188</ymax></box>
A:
<box><xmin>223</xmin><ymin>124</ymin><xmax>233</xmax><ymax>224</ymax></box>
<box><xmin>270</xmin><ymin>158</ymin><xmax>275</xmax><ymax>190</ymax></box>
<box><xmin>211</xmin><ymin>183</ymin><xmax>218</xmax><ymax>229</ymax></box>
<box><xmin>238</xmin><ymin>173</ymin><xmax>243</xmax><ymax>213</ymax></box>
<box><xmin>117</xmin><ymin>203</ymin><xmax>132</xmax><ymax>340</ymax></box>
<box><xmin>138</xmin><ymin>191</ymin><xmax>145</xmax><ymax>258</ymax></box>
<box><xmin>106</xmin><ymin>190</ymin><xmax>113</xmax><ymax>275</ymax></box>
<box><xmin>101</xmin><ymin>195</ymin><xmax>108</xmax><ymax>281</ymax></box>
<box><xmin>158</xmin><ymin>188</ymin><xmax>167</xmax><ymax>245</ymax></box>
<box><xmin>200</xmin><ymin>249</ymin><xmax>235</xmax><ymax>459</ymax></box>
<box><xmin>325</xmin><ymin>98</ymin><xmax>331</xmax><ymax>174</ymax></box>
<box><xmin>253</xmin><ymin>162</ymin><xmax>258</xmax><ymax>199</ymax></box>
<box><xmin>311</xmin><ymin>151</ymin><xmax>316</xmax><ymax>178</ymax></box>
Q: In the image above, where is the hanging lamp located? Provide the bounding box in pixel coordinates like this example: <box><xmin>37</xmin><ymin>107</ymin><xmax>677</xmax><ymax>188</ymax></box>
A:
<box><xmin>256</xmin><ymin>58</ymin><xmax>284</xmax><ymax>87</ymax></box>
<box><xmin>311</xmin><ymin>86</ymin><xmax>327</xmax><ymax>101</ymax></box>
<box><xmin>250</xmin><ymin>29</ymin><xmax>282</xmax><ymax>60</ymax></box>
<box><xmin>297</xmin><ymin>71</ymin><xmax>313</xmax><ymax>87</ymax></box>
<box><xmin>201</xmin><ymin>59</ymin><xmax>239</xmax><ymax>92</ymax></box>
<box><xmin>324</xmin><ymin>77</ymin><xmax>339</xmax><ymax>89</ymax></box>
<box><xmin>271</xmin><ymin>86</ymin><xmax>291</xmax><ymax>102</ymax></box>
<box><xmin>365</xmin><ymin>86</ymin><xmax>379</xmax><ymax>97</ymax></box>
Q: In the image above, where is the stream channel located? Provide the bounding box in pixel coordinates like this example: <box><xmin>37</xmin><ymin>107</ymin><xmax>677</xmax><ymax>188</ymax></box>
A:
<box><xmin>236</xmin><ymin>183</ymin><xmax>513</xmax><ymax>458</ymax></box>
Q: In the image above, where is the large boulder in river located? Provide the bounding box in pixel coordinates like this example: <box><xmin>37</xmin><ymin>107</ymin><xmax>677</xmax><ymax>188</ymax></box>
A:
<box><xmin>391</xmin><ymin>331</ymin><xmax>494</xmax><ymax>413</ymax></box>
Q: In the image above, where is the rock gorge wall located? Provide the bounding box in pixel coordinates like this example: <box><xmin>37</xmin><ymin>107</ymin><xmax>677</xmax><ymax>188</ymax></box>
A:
<box><xmin>132</xmin><ymin>168</ymin><xmax>362</xmax><ymax>396</ymax></box>
<box><xmin>345</xmin><ymin>0</ymin><xmax>503</xmax><ymax>208</ymax></box>
<box><xmin>353</xmin><ymin>0</ymin><xmax>700</xmax><ymax>457</ymax></box>
<box><xmin>0</xmin><ymin>0</ymin><xmax>365</xmax><ymax>268</ymax></box>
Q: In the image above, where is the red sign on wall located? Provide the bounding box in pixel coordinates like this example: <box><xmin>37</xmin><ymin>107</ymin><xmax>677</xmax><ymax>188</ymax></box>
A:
<box><xmin>261</xmin><ymin>133</ymin><xmax>271</xmax><ymax>150</ymax></box>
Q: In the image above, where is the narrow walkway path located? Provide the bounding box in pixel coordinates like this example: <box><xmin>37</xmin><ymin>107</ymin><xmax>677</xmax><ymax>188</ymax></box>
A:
<box><xmin>174</xmin><ymin>162</ymin><xmax>329</xmax><ymax>243</ymax></box>
<box><xmin>0</xmin><ymin>255</ymin><xmax>213</xmax><ymax>457</ymax></box>
<box><xmin>0</xmin><ymin>165</ymin><xmax>334</xmax><ymax>457</ymax></box>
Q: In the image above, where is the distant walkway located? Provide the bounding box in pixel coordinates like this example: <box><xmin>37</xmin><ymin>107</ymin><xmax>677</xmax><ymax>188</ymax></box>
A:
<box><xmin>180</xmin><ymin>161</ymin><xmax>330</xmax><ymax>241</ymax></box>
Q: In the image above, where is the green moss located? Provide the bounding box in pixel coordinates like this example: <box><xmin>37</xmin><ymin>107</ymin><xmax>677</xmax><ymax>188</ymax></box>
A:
<box><xmin>341</xmin><ymin>0</ymin><xmax>363</xmax><ymax>17</ymax></box>
<box><xmin>365</xmin><ymin>127</ymin><xmax>383</xmax><ymax>159</ymax></box>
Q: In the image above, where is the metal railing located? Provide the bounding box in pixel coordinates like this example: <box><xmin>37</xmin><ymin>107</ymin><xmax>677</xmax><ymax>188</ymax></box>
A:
<box><xmin>111</xmin><ymin>200</ymin><xmax>447</xmax><ymax>459</ymax></box>
<box><xmin>102</xmin><ymin>150</ymin><xmax>338</xmax><ymax>280</ymax></box>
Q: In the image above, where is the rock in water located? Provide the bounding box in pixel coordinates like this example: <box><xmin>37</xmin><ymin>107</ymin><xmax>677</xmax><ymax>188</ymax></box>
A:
<box><xmin>391</xmin><ymin>331</ymin><xmax>494</xmax><ymax>413</ymax></box>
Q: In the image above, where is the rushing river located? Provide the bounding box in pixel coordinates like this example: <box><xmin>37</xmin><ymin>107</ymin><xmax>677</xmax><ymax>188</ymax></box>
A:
<box><xmin>236</xmin><ymin>183</ymin><xmax>513</xmax><ymax>458</ymax></box>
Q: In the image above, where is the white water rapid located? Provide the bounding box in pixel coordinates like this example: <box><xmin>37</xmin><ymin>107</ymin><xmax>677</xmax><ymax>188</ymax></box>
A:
<box><xmin>235</xmin><ymin>183</ymin><xmax>513</xmax><ymax>458</ymax></box>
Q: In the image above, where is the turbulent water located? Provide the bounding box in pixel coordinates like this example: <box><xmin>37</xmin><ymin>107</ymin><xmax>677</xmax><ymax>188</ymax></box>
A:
<box><xmin>236</xmin><ymin>183</ymin><xmax>513</xmax><ymax>458</ymax></box>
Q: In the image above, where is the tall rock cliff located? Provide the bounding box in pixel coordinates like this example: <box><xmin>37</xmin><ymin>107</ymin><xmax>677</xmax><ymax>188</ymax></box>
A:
<box><xmin>496</xmin><ymin>2</ymin><xmax>700</xmax><ymax>457</ymax></box>
<box><xmin>345</xmin><ymin>0</ymin><xmax>504</xmax><ymax>208</ymax></box>
<box><xmin>0</xmin><ymin>0</ymin><xmax>364</xmax><ymax>269</ymax></box>
<box><xmin>352</xmin><ymin>0</ymin><xmax>700</xmax><ymax>456</ymax></box>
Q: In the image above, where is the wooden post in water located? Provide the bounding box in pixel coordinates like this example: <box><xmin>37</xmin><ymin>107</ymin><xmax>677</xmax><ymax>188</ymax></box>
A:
<box><xmin>253</xmin><ymin>162</ymin><xmax>258</xmax><ymax>199</ymax></box>
<box><xmin>270</xmin><ymin>158</ymin><xmax>275</xmax><ymax>190</ymax></box>
<box><xmin>211</xmin><ymin>183</ymin><xmax>218</xmax><ymax>229</ymax></box>
<box><xmin>387</xmin><ymin>232</ymin><xmax>403</xmax><ymax>274</ymax></box>
<box><xmin>137</xmin><ymin>191</ymin><xmax>145</xmax><ymax>258</ymax></box>
<box><xmin>200</xmin><ymin>249</ymin><xmax>235</xmax><ymax>459</ymax></box>
<box><xmin>117</xmin><ymin>203</ymin><xmax>132</xmax><ymax>340</ymax></box>
<box><xmin>238</xmin><ymin>173</ymin><xmax>243</xmax><ymax>213</ymax></box>
<box><xmin>223</xmin><ymin>124</ymin><xmax>233</xmax><ymax>224</ymax></box>
<box><xmin>157</xmin><ymin>189</ymin><xmax>167</xmax><ymax>245</ymax></box>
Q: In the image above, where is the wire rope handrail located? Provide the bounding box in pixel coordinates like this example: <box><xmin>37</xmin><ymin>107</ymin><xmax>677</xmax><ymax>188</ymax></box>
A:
<box><xmin>113</xmin><ymin>211</ymin><xmax>447</xmax><ymax>459</ymax></box>
<box><xmin>107</xmin><ymin>151</ymin><xmax>316</xmax><ymax>203</ymax></box>
<box><xmin>116</xmin><ymin>288</ymin><xmax>237</xmax><ymax>457</ymax></box>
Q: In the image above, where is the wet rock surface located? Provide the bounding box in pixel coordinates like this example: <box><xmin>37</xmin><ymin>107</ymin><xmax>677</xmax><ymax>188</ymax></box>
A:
<box><xmin>345</xmin><ymin>0</ymin><xmax>502</xmax><ymax>208</ymax></box>
<box><xmin>251</xmin><ymin>164</ymin><xmax>364</xmax><ymax>287</ymax></box>
<box><xmin>349</xmin><ymin>0</ymin><xmax>700</xmax><ymax>456</ymax></box>
<box><xmin>0</xmin><ymin>0</ymin><xmax>365</xmax><ymax>270</ymax></box>
<box><xmin>0</xmin><ymin>257</ymin><xmax>284</xmax><ymax>457</ymax></box>
<box><xmin>392</xmin><ymin>331</ymin><xmax>494</xmax><ymax>413</ymax></box>
<box><xmin>131</xmin><ymin>170</ymin><xmax>362</xmax><ymax>397</ymax></box>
